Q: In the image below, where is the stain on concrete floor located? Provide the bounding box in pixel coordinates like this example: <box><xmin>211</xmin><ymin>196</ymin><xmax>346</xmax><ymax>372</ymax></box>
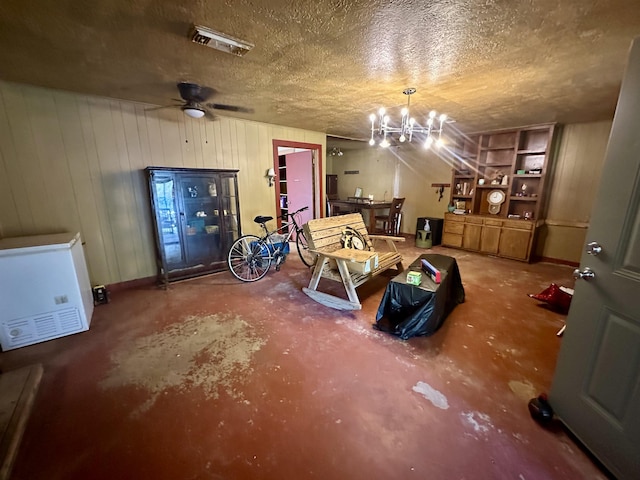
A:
<box><xmin>100</xmin><ymin>313</ymin><xmax>265</xmax><ymax>415</ymax></box>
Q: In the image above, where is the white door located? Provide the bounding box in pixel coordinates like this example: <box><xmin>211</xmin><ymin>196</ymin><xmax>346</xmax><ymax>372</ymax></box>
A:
<box><xmin>549</xmin><ymin>37</ymin><xmax>640</xmax><ymax>480</ymax></box>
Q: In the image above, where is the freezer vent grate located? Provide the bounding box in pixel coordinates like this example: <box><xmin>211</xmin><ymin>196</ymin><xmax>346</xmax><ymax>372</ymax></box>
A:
<box><xmin>59</xmin><ymin>308</ymin><xmax>82</xmax><ymax>332</ymax></box>
<box><xmin>35</xmin><ymin>313</ymin><xmax>57</xmax><ymax>337</ymax></box>
<box><xmin>4</xmin><ymin>319</ymin><xmax>33</xmax><ymax>345</ymax></box>
<box><xmin>1</xmin><ymin>307</ymin><xmax>83</xmax><ymax>350</ymax></box>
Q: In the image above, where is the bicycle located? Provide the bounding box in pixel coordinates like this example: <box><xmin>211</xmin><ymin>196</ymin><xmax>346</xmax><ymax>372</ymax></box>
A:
<box><xmin>227</xmin><ymin>206</ymin><xmax>317</xmax><ymax>282</ymax></box>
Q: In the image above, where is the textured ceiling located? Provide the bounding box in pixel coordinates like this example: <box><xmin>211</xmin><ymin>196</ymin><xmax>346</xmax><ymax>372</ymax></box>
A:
<box><xmin>1</xmin><ymin>0</ymin><xmax>640</xmax><ymax>140</ymax></box>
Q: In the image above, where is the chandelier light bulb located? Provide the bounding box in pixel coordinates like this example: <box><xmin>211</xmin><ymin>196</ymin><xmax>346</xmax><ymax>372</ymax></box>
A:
<box><xmin>369</xmin><ymin>113</ymin><xmax>376</xmax><ymax>122</ymax></box>
<box><xmin>409</xmin><ymin>118</ymin><xmax>415</xmax><ymax>126</ymax></box>
<box><xmin>399</xmin><ymin>134</ymin><xmax>406</xmax><ymax>143</ymax></box>
<box><xmin>369</xmin><ymin>138</ymin><xmax>375</xmax><ymax>146</ymax></box>
<box><xmin>439</xmin><ymin>113</ymin><xmax>447</xmax><ymax>122</ymax></box>
<box><xmin>429</xmin><ymin>110</ymin><xmax>437</xmax><ymax>118</ymax></box>
<box><xmin>427</xmin><ymin>117</ymin><xmax>434</xmax><ymax>127</ymax></box>
<box><xmin>424</xmin><ymin>136</ymin><xmax>434</xmax><ymax>149</ymax></box>
<box><xmin>378</xmin><ymin>107</ymin><xmax>386</xmax><ymax>116</ymax></box>
<box><xmin>436</xmin><ymin>138</ymin><xmax>444</xmax><ymax>148</ymax></box>
<box><xmin>401</xmin><ymin>107</ymin><xmax>408</xmax><ymax>116</ymax></box>
<box><xmin>380</xmin><ymin>139</ymin><xmax>390</xmax><ymax>148</ymax></box>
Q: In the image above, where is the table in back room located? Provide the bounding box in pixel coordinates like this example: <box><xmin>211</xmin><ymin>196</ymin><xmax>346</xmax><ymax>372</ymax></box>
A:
<box><xmin>327</xmin><ymin>199</ymin><xmax>392</xmax><ymax>232</ymax></box>
<box><xmin>374</xmin><ymin>254</ymin><xmax>465</xmax><ymax>340</ymax></box>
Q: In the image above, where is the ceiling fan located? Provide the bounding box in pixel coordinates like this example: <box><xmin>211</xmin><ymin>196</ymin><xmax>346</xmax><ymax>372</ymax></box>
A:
<box><xmin>150</xmin><ymin>82</ymin><xmax>254</xmax><ymax>119</ymax></box>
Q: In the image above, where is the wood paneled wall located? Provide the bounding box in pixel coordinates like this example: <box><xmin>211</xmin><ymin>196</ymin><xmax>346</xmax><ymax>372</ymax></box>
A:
<box><xmin>0</xmin><ymin>81</ymin><xmax>326</xmax><ymax>285</ymax></box>
<box><xmin>539</xmin><ymin>121</ymin><xmax>612</xmax><ymax>262</ymax></box>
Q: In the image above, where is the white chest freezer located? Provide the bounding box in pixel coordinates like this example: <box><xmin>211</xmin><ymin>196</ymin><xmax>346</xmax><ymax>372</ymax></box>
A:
<box><xmin>0</xmin><ymin>232</ymin><xmax>94</xmax><ymax>351</ymax></box>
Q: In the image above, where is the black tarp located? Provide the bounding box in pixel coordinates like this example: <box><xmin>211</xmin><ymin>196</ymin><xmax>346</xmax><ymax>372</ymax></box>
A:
<box><xmin>374</xmin><ymin>254</ymin><xmax>465</xmax><ymax>340</ymax></box>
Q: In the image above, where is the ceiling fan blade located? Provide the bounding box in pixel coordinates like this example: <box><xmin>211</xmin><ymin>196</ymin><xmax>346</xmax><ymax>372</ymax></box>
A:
<box><xmin>206</xmin><ymin>103</ymin><xmax>254</xmax><ymax>114</ymax></box>
<box><xmin>146</xmin><ymin>104</ymin><xmax>180</xmax><ymax>112</ymax></box>
<box><xmin>177</xmin><ymin>82</ymin><xmax>216</xmax><ymax>103</ymax></box>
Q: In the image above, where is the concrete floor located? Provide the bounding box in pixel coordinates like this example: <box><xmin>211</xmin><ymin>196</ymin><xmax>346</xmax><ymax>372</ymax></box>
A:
<box><xmin>1</xmin><ymin>242</ymin><xmax>611</xmax><ymax>480</ymax></box>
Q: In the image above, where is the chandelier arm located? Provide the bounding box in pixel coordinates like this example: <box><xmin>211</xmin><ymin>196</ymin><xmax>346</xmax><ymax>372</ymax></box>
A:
<box><xmin>368</xmin><ymin>87</ymin><xmax>450</xmax><ymax>148</ymax></box>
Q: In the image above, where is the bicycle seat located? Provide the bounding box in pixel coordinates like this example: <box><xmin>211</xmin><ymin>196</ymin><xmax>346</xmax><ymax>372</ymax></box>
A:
<box><xmin>254</xmin><ymin>215</ymin><xmax>273</xmax><ymax>224</ymax></box>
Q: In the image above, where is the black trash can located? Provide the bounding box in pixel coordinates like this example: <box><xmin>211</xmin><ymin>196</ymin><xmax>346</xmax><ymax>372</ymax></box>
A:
<box><xmin>416</xmin><ymin>217</ymin><xmax>443</xmax><ymax>247</ymax></box>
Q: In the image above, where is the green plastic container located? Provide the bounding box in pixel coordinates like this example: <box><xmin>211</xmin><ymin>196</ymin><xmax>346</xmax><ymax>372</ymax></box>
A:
<box><xmin>416</xmin><ymin>230</ymin><xmax>432</xmax><ymax>249</ymax></box>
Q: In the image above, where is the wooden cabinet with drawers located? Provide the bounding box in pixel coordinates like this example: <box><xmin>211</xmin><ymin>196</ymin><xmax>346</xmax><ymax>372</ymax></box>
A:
<box><xmin>442</xmin><ymin>213</ymin><xmax>535</xmax><ymax>261</ymax></box>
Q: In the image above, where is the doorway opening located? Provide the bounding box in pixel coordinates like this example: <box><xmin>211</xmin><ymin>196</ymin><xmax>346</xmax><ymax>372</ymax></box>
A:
<box><xmin>272</xmin><ymin>140</ymin><xmax>323</xmax><ymax>234</ymax></box>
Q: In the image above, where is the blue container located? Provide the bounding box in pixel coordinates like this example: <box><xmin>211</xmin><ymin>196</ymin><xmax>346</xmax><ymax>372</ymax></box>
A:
<box><xmin>250</xmin><ymin>238</ymin><xmax>290</xmax><ymax>256</ymax></box>
<box><xmin>268</xmin><ymin>241</ymin><xmax>290</xmax><ymax>254</ymax></box>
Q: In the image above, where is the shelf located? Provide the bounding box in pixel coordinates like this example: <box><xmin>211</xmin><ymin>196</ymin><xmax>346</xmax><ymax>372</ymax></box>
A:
<box><xmin>479</xmin><ymin>162</ymin><xmax>512</xmax><ymax>167</ymax></box>
<box><xmin>452</xmin><ymin>194</ymin><xmax>472</xmax><ymax>199</ymax></box>
<box><xmin>477</xmin><ymin>184</ymin><xmax>508</xmax><ymax>189</ymax></box>
<box><xmin>517</xmin><ymin>149</ymin><xmax>546</xmax><ymax>155</ymax></box>
<box><xmin>480</xmin><ymin>146</ymin><xmax>515</xmax><ymax>151</ymax></box>
<box><xmin>454</xmin><ymin>174</ymin><xmax>475</xmax><ymax>179</ymax></box>
<box><xmin>513</xmin><ymin>174</ymin><xmax>542</xmax><ymax>178</ymax></box>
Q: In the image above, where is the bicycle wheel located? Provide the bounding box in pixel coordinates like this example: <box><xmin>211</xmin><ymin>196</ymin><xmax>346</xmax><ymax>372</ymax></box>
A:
<box><xmin>227</xmin><ymin>235</ymin><xmax>272</xmax><ymax>282</ymax></box>
<box><xmin>296</xmin><ymin>229</ymin><xmax>317</xmax><ymax>268</ymax></box>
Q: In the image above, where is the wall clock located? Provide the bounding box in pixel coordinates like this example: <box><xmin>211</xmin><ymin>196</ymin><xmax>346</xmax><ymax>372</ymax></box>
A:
<box><xmin>487</xmin><ymin>189</ymin><xmax>506</xmax><ymax>214</ymax></box>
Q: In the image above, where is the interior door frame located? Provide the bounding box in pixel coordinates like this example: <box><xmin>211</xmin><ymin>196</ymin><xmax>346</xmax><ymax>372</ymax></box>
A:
<box><xmin>272</xmin><ymin>140</ymin><xmax>324</xmax><ymax>224</ymax></box>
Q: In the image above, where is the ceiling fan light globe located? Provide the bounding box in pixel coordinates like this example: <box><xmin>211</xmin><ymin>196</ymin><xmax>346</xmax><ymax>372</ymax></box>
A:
<box><xmin>184</xmin><ymin>107</ymin><xmax>205</xmax><ymax>118</ymax></box>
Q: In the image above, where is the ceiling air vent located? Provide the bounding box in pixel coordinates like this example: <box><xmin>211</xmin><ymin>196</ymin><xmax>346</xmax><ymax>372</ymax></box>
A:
<box><xmin>190</xmin><ymin>25</ymin><xmax>254</xmax><ymax>56</ymax></box>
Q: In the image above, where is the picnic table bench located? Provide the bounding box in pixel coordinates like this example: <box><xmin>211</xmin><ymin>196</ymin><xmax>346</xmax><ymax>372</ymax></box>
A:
<box><xmin>302</xmin><ymin>213</ymin><xmax>405</xmax><ymax>310</ymax></box>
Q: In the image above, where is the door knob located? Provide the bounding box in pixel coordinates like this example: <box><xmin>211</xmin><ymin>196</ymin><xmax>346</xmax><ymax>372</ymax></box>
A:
<box><xmin>573</xmin><ymin>267</ymin><xmax>595</xmax><ymax>280</ymax></box>
<box><xmin>586</xmin><ymin>241</ymin><xmax>602</xmax><ymax>255</ymax></box>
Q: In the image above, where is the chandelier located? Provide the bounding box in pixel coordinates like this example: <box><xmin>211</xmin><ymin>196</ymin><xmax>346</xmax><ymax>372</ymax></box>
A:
<box><xmin>369</xmin><ymin>88</ymin><xmax>448</xmax><ymax>149</ymax></box>
<box><xmin>329</xmin><ymin>147</ymin><xmax>344</xmax><ymax>156</ymax></box>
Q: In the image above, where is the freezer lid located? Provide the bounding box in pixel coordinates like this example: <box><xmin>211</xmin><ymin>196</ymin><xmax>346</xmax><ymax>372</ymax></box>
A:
<box><xmin>0</xmin><ymin>232</ymin><xmax>80</xmax><ymax>255</ymax></box>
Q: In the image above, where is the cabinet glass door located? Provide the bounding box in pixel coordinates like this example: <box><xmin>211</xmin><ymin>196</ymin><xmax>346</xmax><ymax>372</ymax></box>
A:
<box><xmin>179</xmin><ymin>175</ymin><xmax>223</xmax><ymax>264</ymax></box>
<box><xmin>151</xmin><ymin>173</ymin><xmax>185</xmax><ymax>266</ymax></box>
<box><xmin>219</xmin><ymin>174</ymin><xmax>240</xmax><ymax>246</ymax></box>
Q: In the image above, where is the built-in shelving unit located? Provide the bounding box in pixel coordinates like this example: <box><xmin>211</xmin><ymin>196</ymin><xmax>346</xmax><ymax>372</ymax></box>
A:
<box><xmin>444</xmin><ymin>123</ymin><xmax>558</xmax><ymax>261</ymax></box>
<box><xmin>278</xmin><ymin>155</ymin><xmax>288</xmax><ymax>219</ymax></box>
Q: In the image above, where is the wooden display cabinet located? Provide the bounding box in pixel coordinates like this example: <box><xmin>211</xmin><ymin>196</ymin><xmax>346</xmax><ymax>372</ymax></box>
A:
<box><xmin>443</xmin><ymin>124</ymin><xmax>558</xmax><ymax>262</ymax></box>
<box><xmin>145</xmin><ymin>167</ymin><xmax>241</xmax><ymax>286</ymax></box>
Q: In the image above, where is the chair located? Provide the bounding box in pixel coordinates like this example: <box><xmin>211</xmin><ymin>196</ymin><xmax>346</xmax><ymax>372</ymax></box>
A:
<box><xmin>375</xmin><ymin>197</ymin><xmax>405</xmax><ymax>235</ymax></box>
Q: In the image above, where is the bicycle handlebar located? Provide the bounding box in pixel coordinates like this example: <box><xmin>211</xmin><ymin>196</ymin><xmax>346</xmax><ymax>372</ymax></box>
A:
<box><xmin>282</xmin><ymin>206</ymin><xmax>309</xmax><ymax>219</ymax></box>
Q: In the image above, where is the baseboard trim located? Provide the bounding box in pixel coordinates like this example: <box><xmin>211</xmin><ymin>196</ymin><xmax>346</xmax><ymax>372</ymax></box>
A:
<box><xmin>105</xmin><ymin>275</ymin><xmax>156</xmax><ymax>293</ymax></box>
<box><xmin>538</xmin><ymin>256</ymin><xmax>580</xmax><ymax>267</ymax></box>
